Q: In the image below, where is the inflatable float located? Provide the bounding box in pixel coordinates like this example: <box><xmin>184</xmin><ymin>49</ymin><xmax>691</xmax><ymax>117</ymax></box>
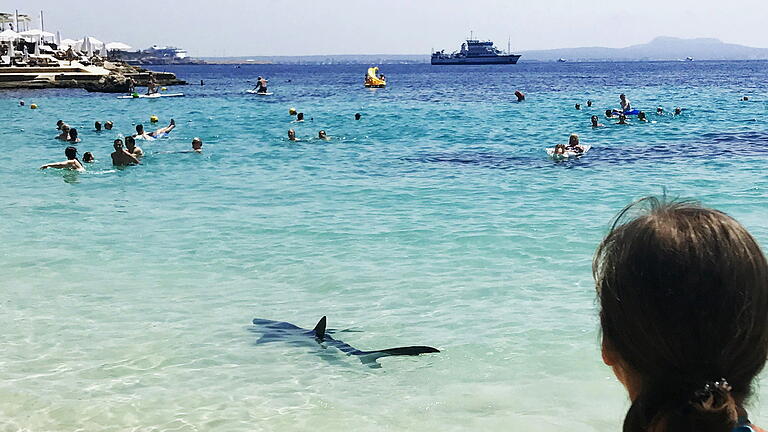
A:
<box><xmin>364</xmin><ymin>67</ymin><xmax>386</xmax><ymax>88</ymax></box>
<box><xmin>546</xmin><ymin>145</ymin><xmax>592</xmax><ymax>160</ymax></box>
<box><xmin>613</xmin><ymin>109</ymin><xmax>640</xmax><ymax>116</ymax></box>
<box><xmin>117</xmin><ymin>93</ymin><xmax>185</xmax><ymax>99</ymax></box>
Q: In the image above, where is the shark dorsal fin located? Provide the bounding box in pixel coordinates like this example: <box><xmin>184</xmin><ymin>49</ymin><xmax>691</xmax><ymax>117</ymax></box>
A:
<box><xmin>312</xmin><ymin>316</ymin><xmax>327</xmax><ymax>340</ymax></box>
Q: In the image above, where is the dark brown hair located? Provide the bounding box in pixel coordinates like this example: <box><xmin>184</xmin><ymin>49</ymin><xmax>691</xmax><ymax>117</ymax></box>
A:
<box><xmin>594</xmin><ymin>197</ymin><xmax>768</xmax><ymax>432</ymax></box>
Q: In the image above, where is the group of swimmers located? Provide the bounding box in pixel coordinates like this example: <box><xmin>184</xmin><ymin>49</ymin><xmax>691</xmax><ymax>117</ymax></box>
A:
<box><xmin>41</xmin><ymin>117</ymin><xmax>203</xmax><ymax>172</ymax></box>
<box><xmin>285</xmin><ymin>107</ymin><xmax>362</xmax><ymax>142</ymax></box>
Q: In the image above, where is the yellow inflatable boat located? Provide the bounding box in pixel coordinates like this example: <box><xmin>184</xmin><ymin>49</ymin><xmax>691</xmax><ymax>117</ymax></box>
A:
<box><xmin>364</xmin><ymin>67</ymin><xmax>386</xmax><ymax>88</ymax></box>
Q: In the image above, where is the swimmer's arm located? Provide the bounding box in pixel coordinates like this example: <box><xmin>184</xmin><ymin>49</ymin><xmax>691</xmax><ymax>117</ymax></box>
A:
<box><xmin>40</xmin><ymin>160</ymin><xmax>74</xmax><ymax>169</ymax></box>
<box><xmin>126</xmin><ymin>152</ymin><xmax>141</xmax><ymax>164</ymax></box>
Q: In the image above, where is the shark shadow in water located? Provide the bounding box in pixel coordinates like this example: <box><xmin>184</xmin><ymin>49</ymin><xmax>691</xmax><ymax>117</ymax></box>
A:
<box><xmin>251</xmin><ymin>316</ymin><xmax>439</xmax><ymax>368</ymax></box>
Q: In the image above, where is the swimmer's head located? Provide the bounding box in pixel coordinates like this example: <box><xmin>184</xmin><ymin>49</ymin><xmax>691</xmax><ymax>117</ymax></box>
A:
<box><xmin>587</xmin><ymin>100</ymin><xmax>592</xmax><ymax>107</ymax></box>
<box><xmin>288</xmin><ymin>129</ymin><xmax>296</xmax><ymax>140</ymax></box>
<box><xmin>318</xmin><ymin>130</ymin><xmax>327</xmax><ymax>139</ymax></box>
<box><xmin>591</xmin><ymin>115</ymin><xmax>599</xmax><ymax>125</ymax></box>
<box><xmin>575</xmin><ymin>104</ymin><xmax>581</xmax><ymax>110</ymax></box>
<box><xmin>674</xmin><ymin>107</ymin><xmax>682</xmax><ymax>115</ymax></box>
<box><xmin>61</xmin><ymin>124</ymin><xmax>70</xmax><ymax>133</ymax></box>
<box><xmin>354</xmin><ymin>113</ymin><xmax>361</xmax><ymax>120</ymax></box>
<box><xmin>191</xmin><ymin>137</ymin><xmax>203</xmax><ymax>151</ymax></box>
<box><xmin>64</xmin><ymin>146</ymin><xmax>78</xmax><ymax>160</ymax></box>
<box><xmin>113</xmin><ymin>138</ymin><xmax>124</xmax><ymax>150</ymax></box>
<box><xmin>605</xmin><ymin>109</ymin><xmax>613</xmax><ymax>117</ymax></box>
<box><xmin>105</xmin><ymin>121</ymin><xmax>113</xmax><ymax>130</ymax></box>
<box><xmin>638</xmin><ymin>111</ymin><xmax>647</xmax><ymax>120</ymax></box>
<box><xmin>83</xmin><ymin>152</ymin><xmax>94</xmax><ymax>163</ymax></box>
<box><xmin>19</xmin><ymin>100</ymin><xmax>25</xmax><ymax>106</ymax></box>
<box><xmin>620</xmin><ymin>93</ymin><xmax>626</xmax><ymax>99</ymax></box>
<box><xmin>656</xmin><ymin>107</ymin><xmax>663</xmax><ymax>114</ymax></box>
<box><xmin>136</xmin><ymin>124</ymin><xmax>144</xmax><ymax>133</ymax></box>
<box><xmin>95</xmin><ymin>121</ymin><xmax>102</xmax><ymax>131</ymax></box>
<box><xmin>743</xmin><ymin>96</ymin><xmax>749</xmax><ymax>101</ymax></box>
<box><xmin>56</xmin><ymin>120</ymin><xmax>64</xmax><ymax>130</ymax></box>
<box><xmin>297</xmin><ymin>112</ymin><xmax>304</xmax><ymax>121</ymax></box>
<box><xmin>68</xmin><ymin>128</ymin><xmax>78</xmax><ymax>140</ymax></box>
<box><xmin>569</xmin><ymin>134</ymin><xmax>579</xmax><ymax>146</ymax></box>
<box><xmin>124</xmin><ymin>135</ymin><xmax>136</xmax><ymax>150</ymax></box>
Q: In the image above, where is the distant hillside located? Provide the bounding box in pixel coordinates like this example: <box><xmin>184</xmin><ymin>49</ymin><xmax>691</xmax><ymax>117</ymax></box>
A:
<box><xmin>521</xmin><ymin>37</ymin><xmax>768</xmax><ymax>61</ymax></box>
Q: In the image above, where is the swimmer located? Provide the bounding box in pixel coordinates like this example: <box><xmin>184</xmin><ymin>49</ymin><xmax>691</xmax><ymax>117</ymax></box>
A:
<box><xmin>656</xmin><ymin>107</ymin><xmax>664</xmax><ymax>115</ymax></box>
<box><xmin>67</xmin><ymin>128</ymin><xmax>81</xmax><ymax>143</ymax></box>
<box><xmin>104</xmin><ymin>121</ymin><xmax>113</xmax><ymax>130</ymax></box>
<box><xmin>553</xmin><ymin>144</ymin><xmax>566</xmax><ymax>156</ymax></box>
<box><xmin>637</xmin><ymin>112</ymin><xmax>648</xmax><ymax>122</ymax></box>
<box><xmin>514</xmin><ymin>90</ymin><xmax>525</xmax><ymax>102</ymax></box>
<box><xmin>674</xmin><ymin>107</ymin><xmax>683</xmax><ymax>115</ymax></box>
<box><xmin>40</xmin><ymin>146</ymin><xmax>85</xmax><ymax>172</ymax></box>
<box><xmin>191</xmin><ymin>137</ymin><xmax>203</xmax><ymax>152</ymax></box>
<box><xmin>135</xmin><ymin>119</ymin><xmax>175</xmax><ymax>140</ymax></box>
<box><xmin>95</xmin><ymin>121</ymin><xmax>102</xmax><ymax>132</ymax></box>
<box><xmin>124</xmin><ymin>136</ymin><xmax>144</xmax><ymax>157</ymax></box>
<box><xmin>617</xmin><ymin>114</ymin><xmax>628</xmax><ymax>125</ymax></box>
<box><xmin>742</xmin><ymin>96</ymin><xmax>749</xmax><ymax>101</ymax></box>
<box><xmin>575</xmin><ymin>103</ymin><xmax>581</xmax><ymax>110</ymax></box>
<box><xmin>56</xmin><ymin>120</ymin><xmax>65</xmax><ymax>130</ymax></box>
<box><xmin>354</xmin><ymin>113</ymin><xmax>362</xmax><ymax>121</ymax></box>
<box><xmin>586</xmin><ymin>99</ymin><xmax>592</xmax><ymax>107</ymax></box>
<box><xmin>318</xmin><ymin>130</ymin><xmax>330</xmax><ymax>141</ymax></box>
<box><xmin>55</xmin><ymin>125</ymin><xmax>71</xmax><ymax>140</ymax></box>
<box><xmin>19</xmin><ymin>100</ymin><xmax>25</xmax><ymax>107</ymax></box>
<box><xmin>595</xmin><ymin>198</ymin><xmax>768</xmax><ymax>432</ymax></box>
<box><xmin>591</xmin><ymin>115</ymin><xmax>604</xmax><ymax>128</ymax></box>
<box><xmin>605</xmin><ymin>109</ymin><xmax>618</xmax><ymax>119</ymax></box>
<box><xmin>288</xmin><ymin>129</ymin><xmax>299</xmax><ymax>142</ymax></box>
<box><xmin>619</xmin><ymin>93</ymin><xmax>631</xmax><ymax>112</ymax></box>
<box><xmin>565</xmin><ymin>134</ymin><xmax>585</xmax><ymax>154</ymax></box>
<box><xmin>111</xmin><ymin>139</ymin><xmax>141</xmax><ymax>166</ymax></box>
<box><xmin>296</xmin><ymin>112</ymin><xmax>304</xmax><ymax>122</ymax></box>
<box><xmin>83</xmin><ymin>152</ymin><xmax>95</xmax><ymax>163</ymax></box>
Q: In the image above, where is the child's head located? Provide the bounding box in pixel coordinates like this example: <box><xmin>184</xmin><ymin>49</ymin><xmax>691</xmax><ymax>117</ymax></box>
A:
<box><xmin>594</xmin><ymin>197</ymin><xmax>768</xmax><ymax>432</ymax></box>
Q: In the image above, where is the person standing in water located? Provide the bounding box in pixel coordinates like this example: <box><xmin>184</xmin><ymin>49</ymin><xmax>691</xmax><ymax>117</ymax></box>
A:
<box><xmin>40</xmin><ymin>146</ymin><xmax>85</xmax><ymax>172</ymax></box>
<box><xmin>111</xmin><ymin>139</ymin><xmax>141</xmax><ymax>166</ymax></box>
<box><xmin>594</xmin><ymin>198</ymin><xmax>768</xmax><ymax>432</ymax></box>
<box><xmin>146</xmin><ymin>72</ymin><xmax>158</xmax><ymax>95</ymax></box>
<box><xmin>124</xmin><ymin>136</ymin><xmax>144</xmax><ymax>157</ymax></box>
<box><xmin>591</xmin><ymin>116</ymin><xmax>604</xmax><ymax>128</ymax></box>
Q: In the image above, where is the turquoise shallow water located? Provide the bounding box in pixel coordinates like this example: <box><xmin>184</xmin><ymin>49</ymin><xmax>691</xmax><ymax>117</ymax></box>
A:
<box><xmin>1</xmin><ymin>62</ymin><xmax>767</xmax><ymax>431</ymax></box>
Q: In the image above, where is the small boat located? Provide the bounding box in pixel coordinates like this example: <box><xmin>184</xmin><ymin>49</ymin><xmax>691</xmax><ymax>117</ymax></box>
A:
<box><xmin>117</xmin><ymin>92</ymin><xmax>184</xmax><ymax>99</ymax></box>
<box><xmin>685</xmin><ymin>56</ymin><xmax>694</xmax><ymax>62</ymax></box>
<box><xmin>557</xmin><ymin>58</ymin><xmax>567</xmax><ymax>63</ymax></box>
<box><xmin>364</xmin><ymin>66</ymin><xmax>386</xmax><ymax>88</ymax></box>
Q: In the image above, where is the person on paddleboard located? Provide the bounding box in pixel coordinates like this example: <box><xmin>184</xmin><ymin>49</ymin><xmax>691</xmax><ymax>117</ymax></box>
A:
<box><xmin>254</xmin><ymin>76</ymin><xmax>268</xmax><ymax>94</ymax></box>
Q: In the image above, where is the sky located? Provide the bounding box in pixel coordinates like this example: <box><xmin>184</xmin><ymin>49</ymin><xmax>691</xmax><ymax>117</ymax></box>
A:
<box><xmin>10</xmin><ymin>0</ymin><xmax>768</xmax><ymax>56</ymax></box>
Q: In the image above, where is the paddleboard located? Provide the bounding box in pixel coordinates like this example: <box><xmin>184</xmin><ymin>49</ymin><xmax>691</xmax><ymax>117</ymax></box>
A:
<box><xmin>117</xmin><ymin>93</ymin><xmax>185</xmax><ymax>99</ymax></box>
<box><xmin>546</xmin><ymin>145</ymin><xmax>592</xmax><ymax>159</ymax></box>
<box><xmin>246</xmin><ymin>90</ymin><xmax>274</xmax><ymax>95</ymax></box>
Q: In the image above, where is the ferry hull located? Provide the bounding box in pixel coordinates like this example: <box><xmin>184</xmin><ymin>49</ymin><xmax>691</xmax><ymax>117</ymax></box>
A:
<box><xmin>431</xmin><ymin>55</ymin><xmax>521</xmax><ymax>65</ymax></box>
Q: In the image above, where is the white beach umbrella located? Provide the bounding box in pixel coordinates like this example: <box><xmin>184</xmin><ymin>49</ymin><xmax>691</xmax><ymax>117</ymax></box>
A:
<box><xmin>55</xmin><ymin>30</ymin><xmax>61</xmax><ymax>46</ymax></box>
<box><xmin>0</xmin><ymin>29</ymin><xmax>20</xmax><ymax>41</ymax></box>
<box><xmin>87</xmin><ymin>38</ymin><xmax>94</xmax><ymax>57</ymax></box>
<box><xmin>33</xmin><ymin>36</ymin><xmax>40</xmax><ymax>56</ymax></box>
<box><xmin>22</xmin><ymin>45</ymin><xmax>28</xmax><ymax>62</ymax></box>
<box><xmin>60</xmin><ymin>38</ymin><xmax>77</xmax><ymax>48</ymax></box>
<box><xmin>20</xmin><ymin>29</ymin><xmax>55</xmax><ymax>39</ymax></box>
<box><xmin>105</xmin><ymin>42</ymin><xmax>132</xmax><ymax>51</ymax></box>
<box><xmin>7</xmin><ymin>40</ymin><xmax>14</xmax><ymax>60</ymax></box>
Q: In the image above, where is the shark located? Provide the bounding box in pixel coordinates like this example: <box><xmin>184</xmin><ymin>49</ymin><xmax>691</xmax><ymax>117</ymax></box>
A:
<box><xmin>251</xmin><ymin>316</ymin><xmax>440</xmax><ymax>368</ymax></box>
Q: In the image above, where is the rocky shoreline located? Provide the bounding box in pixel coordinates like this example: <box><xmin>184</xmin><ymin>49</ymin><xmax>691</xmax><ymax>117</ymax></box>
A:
<box><xmin>0</xmin><ymin>60</ymin><xmax>186</xmax><ymax>92</ymax></box>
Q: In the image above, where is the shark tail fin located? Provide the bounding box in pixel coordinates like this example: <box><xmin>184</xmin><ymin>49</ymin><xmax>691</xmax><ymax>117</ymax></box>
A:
<box><xmin>359</xmin><ymin>346</ymin><xmax>440</xmax><ymax>365</ymax></box>
<box><xmin>312</xmin><ymin>316</ymin><xmax>327</xmax><ymax>340</ymax></box>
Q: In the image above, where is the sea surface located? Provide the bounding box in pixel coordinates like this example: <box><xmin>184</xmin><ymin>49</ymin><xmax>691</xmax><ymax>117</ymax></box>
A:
<box><xmin>1</xmin><ymin>61</ymin><xmax>767</xmax><ymax>431</ymax></box>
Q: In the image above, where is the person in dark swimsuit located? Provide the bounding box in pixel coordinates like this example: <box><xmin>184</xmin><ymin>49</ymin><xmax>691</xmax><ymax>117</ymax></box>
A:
<box><xmin>595</xmin><ymin>198</ymin><xmax>768</xmax><ymax>432</ymax></box>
